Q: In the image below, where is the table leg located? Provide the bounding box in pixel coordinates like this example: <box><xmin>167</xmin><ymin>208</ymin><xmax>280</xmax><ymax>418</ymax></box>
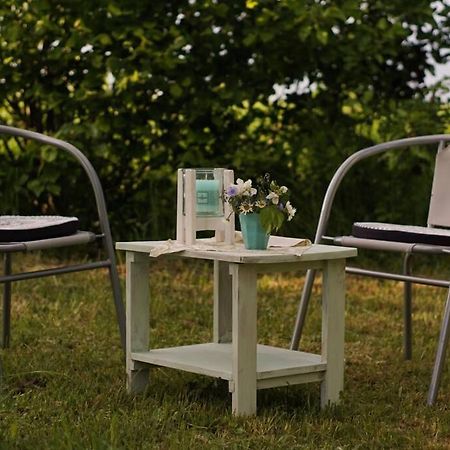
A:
<box><xmin>230</xmin><ymin>263</ymin><xmax>257</xmax><ymax>416</ymax></box>
<box><xmin>321</xmin><ymin>258</ymin><xmax>346</xmax><ymax>408</ymax></box>
<box><xmin>126</xmin><ymin>251</ymin><xmax>150</xmax><ymax>393</ymax></box>
<box><xmin>213</xmin><ymin>261</ymin><xmax>232</xmax><ymax>343</ymax></box>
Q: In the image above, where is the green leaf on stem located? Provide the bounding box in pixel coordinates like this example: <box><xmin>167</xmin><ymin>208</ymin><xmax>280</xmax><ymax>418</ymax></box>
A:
<box><xmin>259</xmin><ymin>205</ymin><xmax>284</xmax><ymax>234</ymax></box>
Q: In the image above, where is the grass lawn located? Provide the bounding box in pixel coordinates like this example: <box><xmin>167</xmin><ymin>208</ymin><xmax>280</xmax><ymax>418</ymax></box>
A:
<box><xmin>1</xmin><ymin>253</ymin><xmax>450</xmax><ymax>449</ymax></box>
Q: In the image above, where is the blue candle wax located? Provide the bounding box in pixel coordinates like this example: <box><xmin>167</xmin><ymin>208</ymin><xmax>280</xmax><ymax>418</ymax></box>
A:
<box><xmin>196</xmin><ymin>179</ymin><xmax>220</xmax><ymax>216</ymax></box>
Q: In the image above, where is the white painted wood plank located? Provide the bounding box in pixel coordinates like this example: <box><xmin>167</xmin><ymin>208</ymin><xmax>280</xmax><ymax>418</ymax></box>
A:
<box><xmin>126</xmin><ymin>251</ymin><xmax>150</xmax><ymax>393</ymax></box>
<box><xmin>116</xmin><ymin>240</ymin><xmax>357</xmax><ymax>264</ymax></box>
<box><xmin>132</xmin><ymin>347</ymin><xmax>233</xmax><ymax>380</ymax></box>
<box><xmin>321</xmin><ymin>258</ymin><xmax>346</xmax><ymax>408</ymax></box>
<box><xmin>223</xmin><ymin>169</ymin><xmax>235</xmax><ymax>245</ymax></box>
<box><xmin>213</xmin><ymin>261</ymin><xmax>232</xmax><ymax>343</ymax></box>
<box><xmin>184</xmin><ymin>169</ymin><xmax>196</xmax><ymax>245</ymax></box>
<box><xmin>255</xmin><ymin>345</ymin><xmax>326</xmax><ymax>379</ymax></box>
<box><xmin>257</xmin><ymin>372</ymin><xmax>324</xmax><ymax>390</ymax></box>
<box><xmin>231</xmin><ymin>263</ymin><xmax>258</xmax><ymax>416</ymax></box>
<box><xmin>132</xmin><ymin>343</ymin><xmax>325</xmax><ymax>383</ymax></box>
<box><xmin>248</xmin><ymin>261</ymin><xmax>324</xmax><ymax>273</ymax></box>
<box><xmin>176</xmin><ymin>169</ymin><xmax>185</xmax><ymax>243</ymax></box>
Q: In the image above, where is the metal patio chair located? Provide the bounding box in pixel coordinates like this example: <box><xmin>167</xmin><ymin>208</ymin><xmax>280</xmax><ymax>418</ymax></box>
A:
<box><xmin>0</xmin><ymin>125</ymin><xmax>125</xmax><ymax>350</ymax></box>
<box><xmin>290</xmin><ymin>134</ymin><xmax>450</xmax><ymax>405</ymax></box>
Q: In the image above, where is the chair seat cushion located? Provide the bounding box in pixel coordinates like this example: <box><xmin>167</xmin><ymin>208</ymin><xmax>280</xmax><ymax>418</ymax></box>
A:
<box><xmin>352</xmin><ymin>222</ymin><xmax>450</xmax><ymax>246</ymax></box>
<box><xmin>0</xmin><ymin>216</ymin><xmax>79</xmax><ymax>242</ymax></box>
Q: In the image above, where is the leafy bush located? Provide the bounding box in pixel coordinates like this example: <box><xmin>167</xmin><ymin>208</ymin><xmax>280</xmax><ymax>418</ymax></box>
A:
<box><xmin>0</xmin><ymin>1</ymin><xmax>448</xmax><ymax>240</ymax></box>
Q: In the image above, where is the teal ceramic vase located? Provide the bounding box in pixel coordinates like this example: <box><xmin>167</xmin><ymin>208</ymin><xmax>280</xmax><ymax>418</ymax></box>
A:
<box><xmin>239</xmin><ymin>213</ymin><xmax>270</xmax><ymax>250</ymax></box>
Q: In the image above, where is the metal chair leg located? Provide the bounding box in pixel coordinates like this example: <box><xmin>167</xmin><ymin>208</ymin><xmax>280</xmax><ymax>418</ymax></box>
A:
<box><xmin>290</xmin><ymin>269</ymin><xmax>317</xmax><ymax>350</ymax></box>
<box><xmin>427</xmin><ymin>288</ymin><xmax>450</xmax><ymax>405</ymax></box>
<box><xmin>102</xmin><ymin>233</ymin><xmax>126</xmax><ymax>352</ymax></box>
<box><xmin>108</xmin><ymin>262</ymin><xmax>126</xmax><ymax>351</ymax></box>
<box><xmin>403</xmin><ymin>253</ymin><xmax>413</xmax><ymax>360</ymax></box>
<box><xmin>2</xmin><ymin>253</ymin><xmax>12</xmax><ymax>349</ymax></box>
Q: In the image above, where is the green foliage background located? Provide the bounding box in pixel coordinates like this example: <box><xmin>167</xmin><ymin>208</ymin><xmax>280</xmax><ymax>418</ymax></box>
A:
<box><xmin>0</xmin><ymin>0</ymin><xmax>449</xmax><ymax>240</ymax></box>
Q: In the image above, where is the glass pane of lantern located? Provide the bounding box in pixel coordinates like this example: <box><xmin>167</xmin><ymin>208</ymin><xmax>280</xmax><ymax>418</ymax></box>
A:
<box><xmin>195</xmin><ymin>168</ymin><xmax>224</xmax><ymax>217</ymax></box>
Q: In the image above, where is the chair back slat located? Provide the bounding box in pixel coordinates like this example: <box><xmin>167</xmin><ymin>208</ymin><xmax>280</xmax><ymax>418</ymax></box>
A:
<box><xmin>428</xmin><ymin>142</ymin><xmax>450</xmax><ymax>228</ymax></box>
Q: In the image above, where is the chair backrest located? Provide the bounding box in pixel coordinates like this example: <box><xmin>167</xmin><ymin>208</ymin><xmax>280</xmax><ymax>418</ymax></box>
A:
<box><xmin>0</xmin><ymin>125</ymin><xmax>110</xmax><ymax>237</ymax></box>
<box><xmin>428</xmin><ymin>142</ymin><xmax>450</xmax><ymax>228</ymax></box>
<box><xmin>0</xmin><ymin>125</ymin><xmax>126</xmax><ymax>350</ymax></box>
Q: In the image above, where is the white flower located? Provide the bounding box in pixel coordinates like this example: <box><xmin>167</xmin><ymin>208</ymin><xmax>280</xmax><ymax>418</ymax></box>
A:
<box><xmin>280</xmin><ymin>186</ymin><xmax>288</xmax><ymax>193</ymax></box>
<box><xmin>239</xmin><ymin>203</ymin><xmax>253</xmax><ymax>214</ymax></box>
<box><xmin>266</xmin><ymin>191</ymin><xmax>279</xmax><ymax>205</ymax></box>
<box><xmin>236</xmin><ymin>178</ymin><xmax>255</xmax><ymax>196</ymax></box>
<box><xmin>286</xmin><ymin>201</ymin><xmax>296</xmax><ymax>221</ymax></box>
<box><xmin>255</xmin><ymin>199</ymin><xmax>266</xmax><ymax>209</ymax></box>
<box><xmin>234</xmin><ymin>178</ymin><xmax>244</xmax><ymax>193</ymax></box>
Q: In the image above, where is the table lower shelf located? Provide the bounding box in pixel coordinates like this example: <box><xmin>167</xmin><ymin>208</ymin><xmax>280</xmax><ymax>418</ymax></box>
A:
<box><xmin>132</xmin><ymin>343</ymin><xmax>326</xmax><ymax>390</ymax></box>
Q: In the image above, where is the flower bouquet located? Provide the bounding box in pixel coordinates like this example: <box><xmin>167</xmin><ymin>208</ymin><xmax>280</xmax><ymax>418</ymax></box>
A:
<box><xmin>225</xmin><ymin>173</ymin><xmax>296</xmax><ymax>249</ymax></box>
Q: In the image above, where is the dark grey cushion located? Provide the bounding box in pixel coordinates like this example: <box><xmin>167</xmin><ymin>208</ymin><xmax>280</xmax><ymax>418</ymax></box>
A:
<box><xmin>352</xmin><ymin>222</ymin><xmax>450</xmax><ymax>246</ymax></box>
<box><xmin>0</xmin><ymin>216</ymin><xmax>79</xmax><ymax>242</ymax></box>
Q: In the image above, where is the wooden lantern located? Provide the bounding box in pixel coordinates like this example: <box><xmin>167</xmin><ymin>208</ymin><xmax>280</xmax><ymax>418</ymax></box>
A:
<box><xmin>176</xmin><ymin>168</ymin><xmax>235</xmax><ymax>245</ymax></box>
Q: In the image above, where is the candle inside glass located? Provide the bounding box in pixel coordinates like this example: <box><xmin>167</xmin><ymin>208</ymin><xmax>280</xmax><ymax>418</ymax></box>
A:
<box><xmin>196</xmin><ymin>179</ymin><xmax>220</xmax><ymax>216</ymax></box>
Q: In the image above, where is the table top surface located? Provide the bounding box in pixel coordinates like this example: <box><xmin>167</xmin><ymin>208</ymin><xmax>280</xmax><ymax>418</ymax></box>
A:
<box><xmin>116</xmin><ymin>238</ymin><xmax>357</xmax><ymax>264</ymax></box>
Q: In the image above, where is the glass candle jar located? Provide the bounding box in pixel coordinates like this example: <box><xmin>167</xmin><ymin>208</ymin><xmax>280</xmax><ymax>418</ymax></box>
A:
<box><xmin>192</xmin><ymin>168</ymin><xmax>224</xmax><ymax>217</ymax></box>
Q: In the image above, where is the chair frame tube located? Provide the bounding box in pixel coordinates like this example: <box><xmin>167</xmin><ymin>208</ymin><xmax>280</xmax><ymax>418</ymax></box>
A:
<box><xmin>291</xmin><ymin>134</ymin><xmax>450</xmax><ymax>349</ymax></box>
<box><xmin>0</xmin><ymin>125</ymin><xmax>126</xmax><ymax>350</ymax></box>
<box><xmin>403</xmin><ymin>253</ymin><xmax>413</xmax><ymax>360</ymax></box>
<box><xmin>2</xmin><ymin>254</ymin><xmax>11</xmax><ymax>348</ymax></box>
<box><xmin>290</xmin><ymin>134</ymin><xmax>450</xmax><ymax>404</ymax></box>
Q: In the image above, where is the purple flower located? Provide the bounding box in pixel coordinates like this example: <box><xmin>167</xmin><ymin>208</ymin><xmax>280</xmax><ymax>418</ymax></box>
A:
<box><xmin>278</xmin><ymin>202</ymin><xmax>284</xmax><ymax>210</ymax></box>
<box><xmin>226</xmin><ymin>185</ymin><xmax>238</xmax><ymax>197</ymax></box>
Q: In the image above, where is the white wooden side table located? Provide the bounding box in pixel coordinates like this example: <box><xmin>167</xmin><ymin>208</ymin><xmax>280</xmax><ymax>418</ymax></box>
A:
<box><xmin>116</xmin><ymin>240</ymin><xmax>357</xmax><ymax>416</ymax></box>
